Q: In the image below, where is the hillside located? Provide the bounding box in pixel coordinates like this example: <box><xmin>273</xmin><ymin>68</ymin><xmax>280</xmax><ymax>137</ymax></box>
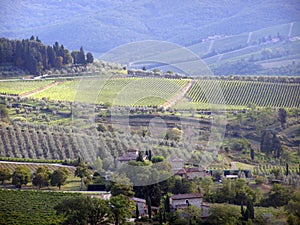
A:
<box><xmin>1</xmin><ymin>0</ymin><xmax>299</xmax><ymax>56</ymax></box>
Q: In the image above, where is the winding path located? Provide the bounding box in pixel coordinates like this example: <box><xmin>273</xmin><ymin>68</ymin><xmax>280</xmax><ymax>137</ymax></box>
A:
<box><xmin>160</xmin><ymin>80</ymin><xmax>193</xmax><ymax>109</ymax></box>
<box><xmin>20</xmin><ymin>81</ymin><xmax>61</xmax><ymax>98</ymax></box>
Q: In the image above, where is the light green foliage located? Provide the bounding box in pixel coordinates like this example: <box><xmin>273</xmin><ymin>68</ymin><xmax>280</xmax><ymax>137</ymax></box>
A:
<box><xmin>207</xmin><ymin>204</ymin><xmax>241</xmax><ymax>225</ymax></box>
<box><xmin>32</xmin><ymin>77</ymin><xmax>188</xmax><ymax>106</ymax></box>
<box><xmin>109</xmin><ymin>194</ymin><xmax>135</xmax><ymax>225</ymax></box>
<box><xmin>0</xmin><ymin>80</ymin><xmax>53</xmax><ymax>95</ymax></box>
<box><xmin>0</xmin><ymin>167</ymin><xmax>11</xmax><ymax>184</ymax></box>
<box><xmin>286</xmin><ymin>191</ymin><xmax>300</xmax><ymax>224</ymax></box>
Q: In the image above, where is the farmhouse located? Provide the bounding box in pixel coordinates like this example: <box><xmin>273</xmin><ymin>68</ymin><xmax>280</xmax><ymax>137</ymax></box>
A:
<box><xmin>117</xmin><ymin>148</ymin><xmax>138</xmax><ymax>167</ymax></box>
<box><xmin>170</xmin><ymin>193</ymin><xmax>210</xmax><ymax>217</ymax></box>
<box><xmin>174</xmin><ymin>167</ymin><xmax>211</xmax><ymax>179</ymax></box>
<box><xmin>170</xmin><ymin>157</ymin><xmax>185</xmax><ymax>171</ymax></box>
<box><xmin>130</xmin><ymin>197</ymin><xmax>147</xmax><ymax>217</ymax></box>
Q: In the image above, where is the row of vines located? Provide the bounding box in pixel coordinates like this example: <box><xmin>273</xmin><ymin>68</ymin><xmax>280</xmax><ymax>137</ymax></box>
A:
<box><xmin>187</xmin><ymin>80</ymin><xmax>300</xmax><ymax>108</ymax></box>
<box><xmin>0</xmin><ymin>122</ymin><xmax>205</xmax><ymax>171</ymax></box>
<box><xmin>0</xmin><ymin>189</ymin><xmax>78</xmax><ymax>225</ymax></box>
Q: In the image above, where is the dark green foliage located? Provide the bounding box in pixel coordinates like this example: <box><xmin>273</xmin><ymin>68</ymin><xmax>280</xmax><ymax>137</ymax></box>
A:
<box><xmin>12</xmin><ymin>166</ymin><xmax>31</xmax><ymax>188</ymax></box>
<box><xmin>109</xmin><ymin>194</ymin><xmax>134</xmax><ymax>225</ymax></box>
<box><xmin>0</xmin><ymin>168</ymin><xmax>11</xmax><ymax>184</ymax></box>
<box><xmin>0</xmin><ymin>189</ymin><xmax>78</xmax><ymax>225</ymax></box>
<box><xmin>86</xmin><ymin>52</ymin><xmax>94</xmax><ymax>64</ymax></box>
<box><xmin>260</xmin><ymin>131</ymin><xmax>282</xmax><ymax>157</ymax></box>
<box><xmin>260</xmin><ymin>184</ymin><xmax>293</xmax><ymax>207</ymax></box>
<box><xmin>135</xmin><ymin>204</ymin><xmax>139</xmax><ymax>218</ymax></box>
<box><xmin>146</xmin><ymin>196</ymin><xmax>152</xmax><ymax>219</ymax></box>
<box><xmin>54</xmin><ymin>196</ymin><xmax>110</xmax><ymax>225</ymax></box>
<box><xmin>206</xmin><ymin>204</ymin><xmax>241</xmax><ymax>225</ymax></box>
<box><xmin>0</xmin><ymin>104</ymin><xmax>8</xmax><ymax>122</ymax></box>
<box><xmin>250</xmin><ymin>147</ymin><xmax>255</xmax><ymax>161</ymax></box>
<box><xmin>0</xmin><ymin>37</ymin><xmax>93</xmax><ymax>75</ymax></box>
<box><xmin>50</xmin><ymin>167</ymin><xmax>69</xmax><ymax>189</ymax></box>
<box><xmin>32</xmin><ymin>166</ymin><xmax>51</xmax><ymax>189</ymax></box>
<box><xmin>241</xmin><ymin>199</ymin><xmax>254</xmax><ymax>221</ymax></box>
<box><xmin>279</xmin><ymin>108</ymin><xmax>287</xmax><ymax>127</ymax></box>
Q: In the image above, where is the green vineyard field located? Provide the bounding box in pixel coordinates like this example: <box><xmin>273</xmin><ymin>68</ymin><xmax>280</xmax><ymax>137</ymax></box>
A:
<box><xmin>185</xmin><ymin>79</ymin><xmax>300</xmax><ymax>108</ymax></box>
<box><xmin>1</xmin><ymin>77</ymin><xmax>299</xmax><ymax>109</ymax></box>
<box><xmin>0</xmin><ymin>80</ymin><xmax>53</xmax><ymax>95</ymax></box>
<box><xmin>32</xmin><ymin>77</ymin><xmax>188</xmax><ymax>106</ymax></box>
<box><xmin>0</xmin><ymin>189</ymin><xmax>78</xmax><ymax>225</ymax></box>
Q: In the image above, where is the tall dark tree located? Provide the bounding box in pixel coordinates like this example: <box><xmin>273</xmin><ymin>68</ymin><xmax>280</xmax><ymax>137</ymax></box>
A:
<box><xmin>47</xmin><ymin>46</ymin><xmax>56</xmax><ymax>67</ymax></box>
<box><xmin>86</xmin><ymin>52</ymin><xmax>94</xmax><ymax>64</ymax></box>
<box><xmin>279</xmin><ymin>108</ymin><xmax>287</xmax><ymax>128</ymax></box>
<box><xmin>273</xmin><ymin>134</ymin><xmax>282</xmax><ymax>158</ymax></box>
<box><xmin>250</xmin><ymin>147</ymin><xmax>255</xmax><ymax>161</ymax></box>
<box><xmin>147</xmin><ymin>196</ymin><xmax>152</xmax><ymax>219</ymax></box>
<box><xmin>286</xmin><ymin>162</ymin><xmax>289</xmax><ymax>176</ymax></box>
<box><xmin>260</xmin><ymin>130</ymin><xmax>273</xmax><ymax>155</ymax></box>
<box><xmin>78</xmin><ymin>46</ymin><xmax>86</xmax><ymax>64</ymax></box>
<box><xmin>71</xmin><ymin>51</ymin><xmax>79</xmax><ymax>64</ymax></box>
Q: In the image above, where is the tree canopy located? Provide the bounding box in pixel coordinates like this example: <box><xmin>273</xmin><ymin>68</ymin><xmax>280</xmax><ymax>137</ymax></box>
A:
<box><xmin>0</xmin><ymin>37</ymin><xmax>94</xmax><ymax>75</ymax></box>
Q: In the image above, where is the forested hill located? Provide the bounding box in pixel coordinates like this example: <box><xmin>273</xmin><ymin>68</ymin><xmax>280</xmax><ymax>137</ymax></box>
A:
<box><xmin>1</xmin><ymin>0</ymin><xmax>299</xmax><ymax>55</ymax></box>
<box><xmin>0</xmin><ymin>37</ymin><xmax>93</xmax><ymax>75</ymax></box>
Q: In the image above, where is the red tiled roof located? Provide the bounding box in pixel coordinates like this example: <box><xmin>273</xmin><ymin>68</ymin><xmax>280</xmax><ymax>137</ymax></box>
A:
<box><xmin>171</xmin><ymin>193</ymin><xmax>203</xmax><ymax>200</ymax></box>
<box><xmin>186</xmin><ymin>167</ymin><xmax>202</xmax><ymax>172</ymax></box>
<box><xmin>118</xmin><ymin>153</ymin><xmax>137</xmax><ymax>161</ymax></box>
<box><xmin>175</xmin><ymin>168</ymin><xmax>186</xmax><ymax>175</ymax></box>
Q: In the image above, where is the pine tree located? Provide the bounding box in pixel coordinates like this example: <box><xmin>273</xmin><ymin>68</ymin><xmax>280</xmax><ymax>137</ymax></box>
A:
<box><xmin>250</xmin><ymin>148</ymin><xmax>254</xmax><ymax>161</ymax></box>
<box><xmin>146</xmin><ymin>196</ymin><xmax>152</xmax><ymax>219</ymax></box>
<box><xmin>78</xmin><ymin>46</ymin><xmax>86</xmax><ymax>64</ymax></box>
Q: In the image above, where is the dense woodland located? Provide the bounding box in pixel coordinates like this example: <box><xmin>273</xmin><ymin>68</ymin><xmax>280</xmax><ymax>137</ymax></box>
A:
<box><xmin>0</xmin><ymin>36</ymin><xmax>93</xmax><ymax>75</ymax></box>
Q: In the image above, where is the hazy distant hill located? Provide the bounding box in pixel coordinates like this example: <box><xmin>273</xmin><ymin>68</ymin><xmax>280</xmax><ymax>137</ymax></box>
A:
<box><xmin>1</xmin><ymin>0</ymin><xmax>299</xmax><ymax>56</ymax></box>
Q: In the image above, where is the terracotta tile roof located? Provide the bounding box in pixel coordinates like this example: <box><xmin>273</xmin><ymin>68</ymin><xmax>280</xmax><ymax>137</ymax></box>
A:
<box><xmin>118</xmin><ymin>152</ymin><xmax>137</xmax><ymax>161</ymax></box>
<box><xmin>186</xmin><ymin>167</ymin><xmax>202</xmax><ymax>172</ymax></box>
<box><xmin>171</xmin><ymin>193</ymin><xmax>203</xmax><ymax>200</ymax></box>
<box><xmin>175</xmin><ymin>168</ymin><xmax>186</xmax><ymax>175</ymax></box>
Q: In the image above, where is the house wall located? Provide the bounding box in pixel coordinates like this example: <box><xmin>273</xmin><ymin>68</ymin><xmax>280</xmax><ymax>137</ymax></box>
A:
<box><xmin>187</xmin><ymin>171</ymin><xmax>205</xmax><ymax>179</ymax></box>
<box><xmin>171</xmin><ymin>160</ymin><xmax>184</xmax><ymax>169</ymax></box>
